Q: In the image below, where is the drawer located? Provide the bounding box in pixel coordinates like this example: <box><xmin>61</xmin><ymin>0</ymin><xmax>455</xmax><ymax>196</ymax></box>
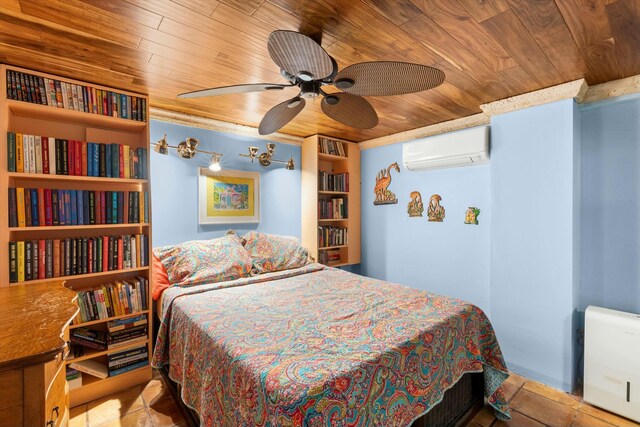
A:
<box><xmin>45</xmin><ymin>364</ymin><xmax>68</xmax><ymax>427</ymax></box>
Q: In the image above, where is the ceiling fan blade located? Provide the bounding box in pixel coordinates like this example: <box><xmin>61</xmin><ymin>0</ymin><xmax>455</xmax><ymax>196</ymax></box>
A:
<box><xmin>259</xmin><ymin>97</ymin><xmax>306</xmax><ymax>135</ymax></box>
<box><xmin>177</xmin><ymin>83</ymin><xmax>290</xmax><ymax>99</ymax></box>
<box><xmin>334</xmin><ymin>61</ymin><xmax>445</xmax><ymax>96</ymax></box>
<box><xmin>321</xmin><ymin>93</ymin><xmax>379</xmax><ymax>129</ymax></box>
<box><xmin>268</xmin><ymin>30</ymin><xmax>334</xmax><ymax>81</ymax></box>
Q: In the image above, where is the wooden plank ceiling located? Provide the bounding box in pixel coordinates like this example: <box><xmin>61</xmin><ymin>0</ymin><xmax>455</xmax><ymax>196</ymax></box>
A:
<box><xmin>0</xmin><ymin>0</ymin><xmax>639</xmax><ymax>141</ymax></box>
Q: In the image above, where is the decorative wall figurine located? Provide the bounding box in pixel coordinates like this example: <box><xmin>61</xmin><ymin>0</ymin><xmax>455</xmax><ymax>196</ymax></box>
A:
<box><xmin>464</xmin><ymin>207</ymin><xmax>481</xmax><ymax>225</ymax></box>
<box><xmin>374</xmin><ymin>162</ymin><xmax>400</xmax><ymax>205</ymax></box>
<box><xmin>407</xmin><ymin>191</ymin><xmax>424</xmax><ymax>217</ymax></box>
<box><xmin>427</xmin><ymin>194</ymin><xmax>445</xmax><ymax>222</ymax></box>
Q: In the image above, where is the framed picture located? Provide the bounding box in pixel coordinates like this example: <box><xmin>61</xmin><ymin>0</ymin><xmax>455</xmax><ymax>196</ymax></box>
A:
<box><xmin>198</xmin><ymin>168</ymin><xmax>260</xmax><ymax>224</ymax></box>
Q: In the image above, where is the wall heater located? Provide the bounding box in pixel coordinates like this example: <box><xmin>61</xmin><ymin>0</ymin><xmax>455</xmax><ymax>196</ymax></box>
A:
<box><xmin>584</xmin><ymin>305</ymin><xmax>640</xmax><ymax>422</ymax></box>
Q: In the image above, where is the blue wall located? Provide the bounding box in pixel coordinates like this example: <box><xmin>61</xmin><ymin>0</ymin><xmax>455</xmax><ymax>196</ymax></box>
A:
<box><xmin>580</xmin><ymin>97</ymin><xmax>640</xmax><ymax>314</ymax></box>
<box><xmin>360</xmin><ymin>134</ymin><xmax>492</xmax><ymax>315</ymax></box>
<box><xmin>150</xmin><ymin>120</ymin><xmax>301</xmax><ymax>247</ymax></box>
<box><xmin>490</xmin><ymin>100</ymin><xmax>580</xmax><ymax>392</ymax></box>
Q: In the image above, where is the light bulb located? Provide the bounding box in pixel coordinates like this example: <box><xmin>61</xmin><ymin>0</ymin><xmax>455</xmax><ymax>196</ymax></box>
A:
<box><xmin>209</xmin><ymin>153</ymin><xmax>222</xmax><ymax>172</ymax></box>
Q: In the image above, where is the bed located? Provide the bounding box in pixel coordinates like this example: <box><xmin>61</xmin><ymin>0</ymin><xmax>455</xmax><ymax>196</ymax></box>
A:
<box><xmin>152</xmin><ymin>260</ymin><xmax>510</xmax><ymax>426</ymax></box>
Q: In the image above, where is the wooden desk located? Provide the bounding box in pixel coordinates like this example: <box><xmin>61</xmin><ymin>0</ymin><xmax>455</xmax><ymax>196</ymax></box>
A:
<box><xmin>0</xmin><ymin>282</ymin><xmax>78</xmax><ymax>427</ymax></box>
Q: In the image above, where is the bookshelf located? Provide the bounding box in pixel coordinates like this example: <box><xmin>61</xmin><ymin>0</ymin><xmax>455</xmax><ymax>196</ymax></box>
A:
<box><xmin>0</xmin><ymin>64</ymin><xmax>152</xmax><ymax>406</ymax></box>
<box><xmin>301</xmin><ymin>135</ymin><xmax>360</xmax><ymax>267</ymax></box>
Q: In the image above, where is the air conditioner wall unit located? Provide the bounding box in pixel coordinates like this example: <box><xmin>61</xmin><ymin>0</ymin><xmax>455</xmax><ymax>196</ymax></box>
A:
<box><xmin>584</xmin><ymin>305</ymin><xmax>640</xmax><ymax>422</ymax></box>
<box><xmin>402</xmin><ymin>125</ymin><xmax>489</xmax><ymax>171</ymax></box>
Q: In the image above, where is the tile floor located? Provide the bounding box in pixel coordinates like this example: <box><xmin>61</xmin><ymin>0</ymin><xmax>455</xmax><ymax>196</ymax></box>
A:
<box><xmin>70</xmin><ymin>370</ymin><xmax>640</xmax><ymax>427</ymax></box>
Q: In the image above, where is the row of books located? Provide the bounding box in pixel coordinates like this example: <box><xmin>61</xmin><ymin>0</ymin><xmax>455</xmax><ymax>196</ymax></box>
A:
<box><xmin>318</xmin><ymin>226</ymin><xmax>349</xmax><ymax>248</ymax></box>
<box><xmin>71</xmin><ymin>322</ymin><xmax>147</xmax><ymax>351</ymax></box>
<box><xmin>318</xmin><ymin>171</ymin><xmax>349</xmax><ymax>192</ymax></box>
<box><xmin>6</xmin><ymin>70</ymin><xmax>147</xmax><ymax>121</ymax></box>
<box><xmin>66</xmin><ymin>367</ymin><xmax>82</xmax><ymax>390</ymax></box>
<box><xmin>318</xmin><ymin>137</ymin><xmax>346</xmax><ymax>157</ymax></box>
<box><xmin>6</xmin><ymin>133</ymin><xmax>149</xmax><ymax>179</ymax></box>
<box><xmin>318</xmin><ymin>198</ymin><xmax>348</xmax><ymax>220</ymax></box>
<box><xmin>7</xmin><ymin>234</ymin><xmax>149</xmax><ymax>283</ymax></box>
<box><xmin>68</xmin><ymin>345</ymin><xmax>149</xmax><ymax>379</ymax></box>
<box><xmin>76</xmin><ymin>282</ymin><xmax>149</xmax><ymax>323</ymax></box>
<box><xmin>319</xmin><ymin>249</ymin><xmax>342</xmax><ymax>265</ymax></box>
<box><xmin>8</xmin><ymin>188</ymin><xmax>149</xmax><ymax>228</ymax></box>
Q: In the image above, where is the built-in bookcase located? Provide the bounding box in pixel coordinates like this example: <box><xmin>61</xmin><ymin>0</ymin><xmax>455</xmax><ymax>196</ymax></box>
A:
<box><xmin>302</xmin><ymin>135</ymin><xmax>360</xmax><ymax>267</ymax></box>
<box><xmin>0</xmin><ymin>64</ymin><xmax>152</xmax><ymax>406</ymax></box>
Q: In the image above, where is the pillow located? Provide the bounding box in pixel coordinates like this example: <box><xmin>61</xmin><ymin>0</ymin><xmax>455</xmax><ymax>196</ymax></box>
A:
<box><xmin>153</xmin><ymin>234</ymin><xmax>252</xmax><ymax>287</ymax></box>
<box><xmin>241</xmin><ymin>232</ymin><xmax>310</xmax><ymax>274</ymax></box>
<box><xmin>151</xmin><ymin>253</ymin><xmax>171</xmax><ymax>300</ymax></box>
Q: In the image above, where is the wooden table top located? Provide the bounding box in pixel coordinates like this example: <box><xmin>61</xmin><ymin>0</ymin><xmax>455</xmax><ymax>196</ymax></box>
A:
<box><xmin>0</xmin><ymin>282</ymin><xmax>78</xmax><ymax>372</ymax></box>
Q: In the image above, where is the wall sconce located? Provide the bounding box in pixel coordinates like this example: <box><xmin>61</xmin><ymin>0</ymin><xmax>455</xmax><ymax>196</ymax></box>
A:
<box><xmin>239</xmin><ymin>143</ymin><xmax>294</xmax><ymax>170</ymax></box>
<box><xmin>153</xmin><ymin>134</ymin><xmax>223</xmax><ymax>171</ymax></box>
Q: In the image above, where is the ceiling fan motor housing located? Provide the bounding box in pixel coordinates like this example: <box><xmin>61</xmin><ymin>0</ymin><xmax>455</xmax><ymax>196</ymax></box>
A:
<box><xmin>300</xmin><ymin>80</ymin><xmax>320</xmax><ymax>99</ymax></box>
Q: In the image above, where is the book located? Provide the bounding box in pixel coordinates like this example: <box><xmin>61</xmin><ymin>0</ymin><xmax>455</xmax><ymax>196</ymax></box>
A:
<box><xmin>34</xmin><ymin>136</ymin><xmax>42</xmax><ymax>173</ymax></box>
<box><xmin>109</xmin><ymin>351</ymin><xmax>148</xmax><ymax>370</ymax></box>
<box><xmin>7</xmin><ymin>131</ymin><xmax>16</xmax><ymax>172</ymax></box>
<box><xmin>15</xmin><ymin>133</ymin><xmax>23</xmax><ymax>173</ymax></box>
<box><xmin>69</xmin><ymin>359</ymin><xmax>108</xmax><ymax>379</ymax></box>
<box><xmin>68</xmin><ymin>373</ymin><xmax>82</xmax><ymax>390</ymax></box>
<box><xmin>42</xmin><ymin>136</ymin><xmax>49</xmax><ymax>174</ymax></box>
<box><xmin>9</xmin><ymin>242</ymin><xmax>17</xmax><ymax>283</ymax></box>
<box><xmin>8</xmin><ymin>188</ymin><xmax>17</xmax><ymax>227</ymax></box>
<box><xmin>108</xmin><ymin>359</ymin><xmax>148</xmax><ymax>377</ymax></box>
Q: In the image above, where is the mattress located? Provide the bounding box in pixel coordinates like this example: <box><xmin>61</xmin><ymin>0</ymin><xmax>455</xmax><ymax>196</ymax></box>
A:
<box><xmin>153</xmin><ymin>264</ymin><xmax>510</xmax><ymax>426</ymax></box>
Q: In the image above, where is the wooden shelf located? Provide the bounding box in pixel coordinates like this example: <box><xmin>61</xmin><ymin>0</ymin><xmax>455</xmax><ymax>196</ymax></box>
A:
<box><xmin>11</xmin><ymin>266</ymin><xmax>149</xmax><ymax>286</ymax></box>
<box><xmin>318</xmin><ymin>245</ymin><xmax>348</xmax><ymax>250</ymax></box>
<box><xmin>70</xmin><ymin>365</ymin><xmax>151</xmax><ymax>406</ymax></box>
<box><xmin>9</xmin><ymin>223</ymin><xmax>149</xmax><ymax>232</ymax></box>
<box><xmin>70</xmin><ymin>310</ymin><xmax>149</xmax><ymax>329</ymax></box>
<box><xmin>319</xmin><ymin>218</ymin><xmax>348</xmax><ymax>222</ymax></box>
<box><xmin>327</xmin><ymin>262</ymin><xmax>349</xmax><ymax>267</ymax></box>
<box><xmin>319</xmin><ymin>190</ymin><xmax>348</xmax><ymax>195</ymax></box>
<box><xmin>318</xmin><ymin>152</ymin><xmax>348</xmax><ymax>161</ymax></box>
<box><xmin>7</xmin><ymin>99</ymin><xmax>147</xmax><ymax>131</ymax></box>
<box><xmin>67</xmin><ymin>338</ymin><xmax>148</xmax><ymax>364</ymax></box>
<box><xmin>7</xmin><ymin>172</ymin><xmax>148</xmax><ymax>184</ymax></box>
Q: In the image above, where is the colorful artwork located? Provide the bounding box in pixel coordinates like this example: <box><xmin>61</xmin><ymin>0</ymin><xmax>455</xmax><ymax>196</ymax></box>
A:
<box><xmin>213</xmin><ymin>183</ymin><xmax>249</xmax><ymax>210</ymax></box>
<box><xmin>374</xmin><ymin>162</ymin><xmax>400</xmax><ymax>205</ymax></box>
<box><xmin>427</xmin><ymin>194</ymin><xmax>446</xmax><ymax>222</ymax></box>
<box><xmin>407</xmin><ymin>191</ymin><xmax>424</xmax><ymax>217</ymax></box>
<box><xmin>465</xmin><ymin>207</ymin><xmax>481</xmax><ymax>225</ymax></box>
<box><xmin>198</xmin><ymin>169</ymin><xmax>260</xmax><ymax>224</ymax></box>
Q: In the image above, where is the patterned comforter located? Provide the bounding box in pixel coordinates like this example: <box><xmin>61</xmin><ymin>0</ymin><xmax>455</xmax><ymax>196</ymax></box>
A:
<box><xmin>153</xmin><ymin>264</ymin><xmax>510</xmax><ymax>426</ymax></box>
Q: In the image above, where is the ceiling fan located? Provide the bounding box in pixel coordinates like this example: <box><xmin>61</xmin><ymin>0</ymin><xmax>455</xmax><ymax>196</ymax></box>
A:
<box><xmin>177</xmin><ymin>30</ymin><xmax>446</xmax><ymax>135</ymax></box>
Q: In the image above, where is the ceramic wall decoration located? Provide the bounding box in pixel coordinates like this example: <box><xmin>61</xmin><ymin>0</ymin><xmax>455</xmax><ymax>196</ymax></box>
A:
<box><xmin>464</xmin><ymin>207</ymin><xmax>481</xmax><ymax>225</ymax></box>
<box><xmin>427</xmin><ymin>194</ymin><xmax>445</xmax><ymax>222</ymax></box>
<box><xmin>407</xmin><ymin>191</ymin><xmax>424</xmax><ymax>217</ymax></box>
<box><xmin>373</xmin><ymin>162</ymin><xmax>400</xmax><ymax>205</ymax></box>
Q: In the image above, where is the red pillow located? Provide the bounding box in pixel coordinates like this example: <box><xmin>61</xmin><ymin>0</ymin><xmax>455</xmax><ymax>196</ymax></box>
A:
<box><xmin>152</xmin><ymin>253</ymin><xmax>171</xmax><ymax>300</ymax></box>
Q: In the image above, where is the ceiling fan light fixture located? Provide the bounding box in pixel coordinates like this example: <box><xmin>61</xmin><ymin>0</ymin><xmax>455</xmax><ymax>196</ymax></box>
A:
<box><xmin>286</xmin><ymin>157</ymin><xmax>295</xmax><ymax>170</ymax></box>
<box><xmin>154</xmin><ymin>134</ymin><xmax>169</xmax><ymax>155</ymax></box>
<box><xmin>287</xmin><ymin>97</ymin><xmax>302</xmax><ymax>108</ymax></box>
<box><xmin>335</xmin><ymin>78</ymin><xmax>354</xmax><ymax>89</ymax></box>
<box><xmin>298</xmin><ymin>71</ymin><xmax>314</xmax><ymax>81</ymax></box>
<box><xmin>324</xmin><ymin>95</ymin><xmax>340</xmax><ymax>105</ymax></box>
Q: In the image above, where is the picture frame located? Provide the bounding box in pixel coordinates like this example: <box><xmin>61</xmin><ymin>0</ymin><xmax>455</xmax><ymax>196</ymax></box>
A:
<box><xmin>198</xmin><ymin>168</ymin><xmax>260</xmax><ymax>224</ymax></box>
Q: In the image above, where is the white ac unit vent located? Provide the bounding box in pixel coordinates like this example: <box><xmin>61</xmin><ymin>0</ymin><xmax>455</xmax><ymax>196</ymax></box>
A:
<box><xmin>402</xmin><ymin>126</ymin><xmax>489</xmax><ymax>171</ymax></box>
<box><xmin>584</xmin><ymin>305</ymin><xmax>640</xmax><ymax>422</ymax></box>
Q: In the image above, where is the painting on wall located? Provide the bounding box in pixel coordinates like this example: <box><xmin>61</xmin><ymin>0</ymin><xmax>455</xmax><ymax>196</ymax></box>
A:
<box><xmin>464</xmin><ymin>207</ymin><xmax>481</xmax><ymax>225</ymax></box>
<box><xmin>427</xmin><ymin>194</ymin><xmax>445</xmax><ymax>222</ymax></box>
<box><xmin>407</xmin><ymin>191</ymin><xmax>424</xmax><ymax>217</ymax></box>
<box><xmin>198</xmin><ymin>168</ymin><xmax>260</xmax><ymax>224</ymax></box>
<box><xmin>374</xmin><ymin>162</ymin><xmax>400</xmax><ymax>205</ymax></box>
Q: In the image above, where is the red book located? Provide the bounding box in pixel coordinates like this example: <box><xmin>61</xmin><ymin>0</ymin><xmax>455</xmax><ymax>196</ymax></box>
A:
<box><xmin>117</xmin><ymin>237</ymin><xmax>123</xmax><ymax>270</ymax></box>
<box><xmin>100</xmin><ymin>191</ymin><xmax>106</xmax><ymax>224</ymax></box>
<box><xmin>38</xmin><ymin>239</ymin><xmax>46</xmax><ymax>279</ymax></box>
<box><xmin>75</xmin><ymin>140</ymin><xmax>82</xmax><ymax>176</ymax></box>
<box><xmin>44</xmin><ymin>189</ymin><xmax>52</xmax><ymax>226</ymax></box>
<box><xmin>68</xmin><ymin>139</ymin><xmax>75</xmax><ymax>175</ymax></box>
<box><xmin>118</xmin><ymin>145</ymin><xmax>124</xmax><ymax>178</ymax></box>
<box><xmin>102</xmin><ymin>236</ymin><xmax>109</xmax><ymax>272</ymax></box>
<box><xmin>95</xmin><ymin>190</ymin><xmax>102</xmax><ymax>224</ymax></box>
<box><xmin>81</xmin><ymin>142</ymin><xmax>88</xmax><ymax>176</ymax></box>
<box><xmin>53</xmin><ymin>239</ymin><xmax>61</xmax><ymax>278</ymax></box>
<box><xmin>87</xmin><ymin>238</ymin><xmax>93</xmax><ymax>274</ymax></box>
<box><xmin>42</xmin><ymin>137</ymin><xmax>50</xmax><ymax>174</ymax></box>
<box><xmin>37</xmin><ymin>188</ymin><xmax>45</xmax><ymax>227</ymax></box>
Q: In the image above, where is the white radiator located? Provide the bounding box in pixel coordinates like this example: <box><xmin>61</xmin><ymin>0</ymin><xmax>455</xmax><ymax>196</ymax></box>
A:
<box><xmin>584</xmin><ymin>305</ymin><xmax>640</xmax><ymax>422</ymax></box>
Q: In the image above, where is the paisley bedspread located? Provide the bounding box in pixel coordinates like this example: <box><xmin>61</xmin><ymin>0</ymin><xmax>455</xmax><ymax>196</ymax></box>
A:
<box><xmin>152</xmin><ymin>264</ymin><xmax>510</xmax><ymax>426</ymax></box>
